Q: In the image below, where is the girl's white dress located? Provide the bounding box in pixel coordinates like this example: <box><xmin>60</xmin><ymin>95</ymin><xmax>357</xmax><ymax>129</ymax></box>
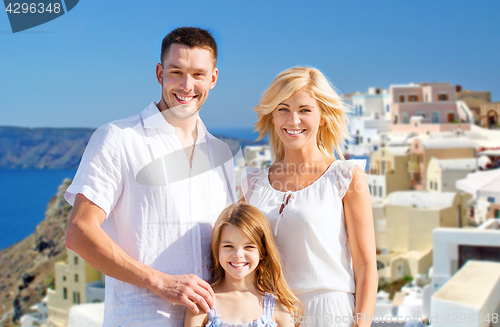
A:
<box><xmin>242</xmin><ymin>160</ymin><xmax>366</xmax><ymax>327</ymax></box>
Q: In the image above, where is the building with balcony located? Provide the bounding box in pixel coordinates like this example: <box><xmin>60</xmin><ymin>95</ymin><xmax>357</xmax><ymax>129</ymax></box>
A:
<box><xmin>389</xmin><ymin>83</ymin><xmax>473</xmax><ymax>134</ymax></box>
<box><xmin>407</xmin><ymin>138</ymin><xmax>475</xmax><ymax>190</ymax></box>
<box><xmin>366</xmin><ymin>146</ymin><xmax>411</xmax><ymax>200</ymax></box>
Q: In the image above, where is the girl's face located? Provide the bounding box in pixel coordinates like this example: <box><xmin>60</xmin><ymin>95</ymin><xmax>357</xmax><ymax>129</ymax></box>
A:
<box><xmin>271</xmin><ymin>88</ymin><xmax>325</xmax><ymax>153</ymax></box>
<box><xmin>218</xmin><ymin>225</ymin><xmax>260</xmax><ymax>282</ymax></box>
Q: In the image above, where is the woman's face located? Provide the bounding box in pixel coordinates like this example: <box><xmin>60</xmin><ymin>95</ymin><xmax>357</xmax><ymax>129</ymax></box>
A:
<box><xmin>271</xmin><ymin>89</ymin><xmax>325</xmax><ymax>153</ymax></box>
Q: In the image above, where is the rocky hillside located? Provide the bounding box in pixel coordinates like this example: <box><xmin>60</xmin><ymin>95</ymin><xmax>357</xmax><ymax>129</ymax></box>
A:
<box><xmin>0</xmin><ymin>127</ymin><xmax>95</xmax><ymax>169</ymax></box>
<box><xmin>0</xmin><ymin>179</ymin><xmax>72</xmax><ymax>326</ymax></box>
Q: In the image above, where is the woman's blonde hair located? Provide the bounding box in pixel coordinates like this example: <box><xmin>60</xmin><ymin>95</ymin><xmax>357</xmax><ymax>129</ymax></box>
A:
<box><xmin>254</xmin><ymin>67</ymin><xmax>351</xmax><ymax>163</ymax></box>
<box><xmin>210</xmin><ymin>203</ymin><xmax>303</xmax><ymax>321</ymax></box>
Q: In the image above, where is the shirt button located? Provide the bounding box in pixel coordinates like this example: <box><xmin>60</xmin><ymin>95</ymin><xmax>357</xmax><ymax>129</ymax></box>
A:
<box><xmin>197</xmin><ymin>269</ymin><xmax>200</xmax><ymax>273</ymax></box>
<box><xmin>195</xmin><ymin>236</ymin><xmax>198</xmax><ymax>241</ymax></box>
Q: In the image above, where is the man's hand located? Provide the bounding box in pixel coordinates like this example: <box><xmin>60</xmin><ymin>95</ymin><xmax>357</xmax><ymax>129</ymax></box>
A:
<box><xmin>67</xmin><ymin>194</ymin><xmax>215</xmax><ymax>314</ymax></box>
<box><xmin>151</xmin><ymin>273</ymin><xmax>215</xmax><ymax>314</ymax></box>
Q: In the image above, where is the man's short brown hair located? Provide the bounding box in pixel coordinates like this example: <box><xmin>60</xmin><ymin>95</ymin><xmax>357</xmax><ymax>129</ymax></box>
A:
<box><xmin>161</xmin><ymin>27</ymin><xmax>218</xmax><ymax>66</ymax></box>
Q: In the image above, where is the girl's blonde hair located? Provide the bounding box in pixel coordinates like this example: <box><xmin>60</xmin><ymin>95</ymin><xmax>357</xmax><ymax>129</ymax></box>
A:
<box><xmin>254</xmin><ymin>67</ymin><xmax>351</xmax><ymax>163</ymax></box>
<box><xmin>210</xmin><ymin>203</ymin><xmax>303</xmax><ymax>320</ymax></box>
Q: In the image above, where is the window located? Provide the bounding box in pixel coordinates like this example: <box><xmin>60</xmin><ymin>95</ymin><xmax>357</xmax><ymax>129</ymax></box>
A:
<box><xmin>438</xmin><ymin>94</ymin><xmax>448</xmax><ymax>101</ymax></box>
<box><xmin>435</xmin><ymin>182</ymin><xmax>438</xmax><ymax>190</ymax></box>
<box><xmin>373</xmin><ymin>186</ymin><xmax>377</xmax><ymax>196</ymax></box>
<box><xmin>381</xmin><ymin>150</ymin><xmax>385</xmax><ymax>157</ymax></box>
<box><xmin>430</xmin><ymin>181</ymin><xmax>434</xmax><ymax>189</ymax></box>
<box><xmin>488</xmin><ymin>197</ymin><xmax>496</xmax><ymax>203</ymax></box>
<box><xmin>73</xmin><ymin>292</ymin><xmax>80</xmax><ymax>304</ymax></box>
<box><xmin>386</xmin><ymin>105</ymin><xmax>390</xmax><ymax>112</ymax></box>
<box><xmin>425</xmin><ymin>94</ymin><xmax>429</xmax><ymax>102</ymax></box>
<box><xmin>369</xmin><ymin>185</ymin><xmax>372</xmax><ymax>194</ymax></box>
<box><xmin>409</xmin><ymin>95</ymin><xmax>418</xmax><ymax>102</ymax></box>
<box><xmin>399</xmin><ymin>95</ymin><xmax>405</xmax><ymax>102</ymax></box>
<box><xmin>355</xmin><ymin>106</ymin><xmax>358</xmax><ymax>115</ymax></box>
<box><xmin>74</xmin><ymin>256</ymin><xmax>78</xmax><ymax>265</ymax></box>
<box><xmin>75</xmin><ymin>274</ymin><xmax>79</xmax><ymax>283</ymax></box>
<box><xmin>495</xmin><ymin>209</ymin><xmax>500</xmax><ymax>218</ymax></box>
<box><xmin>63</xmin><ymin>287</ymin><xmax>67</xmax><ymax>300</ymax></box>
<box><xmin>359</xmin><ymin>105</ymin><xmax>363</xmax><ymax>115</ymax></box>
<box><xmin>62</xmin><ymin>276</ymin><xmax>66</xmax><ymax>282</ymax></box>
<box><xmin>379</xmin><ymin>186</ymin><xmax>383</xmax><ymax>197</ymax></box>
<box><xmin>402</xmin><ymin>112</ymin><xmax>409</xmax><ymax>124</ymax></box>
<box><xmin>432</xmin><ymin>112</ymin><xmax>440</xmax><ymax>123</ymax></box>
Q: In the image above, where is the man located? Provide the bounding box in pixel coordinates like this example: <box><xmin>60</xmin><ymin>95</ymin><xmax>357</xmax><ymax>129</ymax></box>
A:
<box><xmin>65</xmin><ymin>27</ymin><xmax>235</xmax><ymax>326</ymax></box>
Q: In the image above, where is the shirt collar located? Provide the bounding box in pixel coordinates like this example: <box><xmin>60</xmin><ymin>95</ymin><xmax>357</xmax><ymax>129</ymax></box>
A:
<box><xmin>141</xmin><ymin>101</ymin><xmax>211</xmax><ymax>143</ymax></box>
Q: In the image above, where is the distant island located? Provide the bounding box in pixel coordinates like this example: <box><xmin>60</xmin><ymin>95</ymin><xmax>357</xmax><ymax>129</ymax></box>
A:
<box><xmin>0</xmin><ymin>126</ymin><xmax>264</xmax><ymax>169</ymax></box>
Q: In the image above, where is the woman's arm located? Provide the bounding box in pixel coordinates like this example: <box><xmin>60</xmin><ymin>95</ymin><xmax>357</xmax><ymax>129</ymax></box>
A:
<box><xmin>184</xmin><ymin>307</ymin><xmax>208</xmax><ymax>327</ymax></box>
<box><xmin>274</xmin><ymin>301</ymin><xmax>295</xmax><ymax>327</ymax></box>
<box><xmin>343</xmin><ymin>166</ymin><xmax>378</xmax><ymax>327</ymax></box>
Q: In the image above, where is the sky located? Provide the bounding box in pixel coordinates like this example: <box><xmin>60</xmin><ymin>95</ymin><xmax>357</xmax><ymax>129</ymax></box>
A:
<box><xmin>1</xmin><ymin>0</ymin><xmax>499</xmax><ymax>129</ymax></box>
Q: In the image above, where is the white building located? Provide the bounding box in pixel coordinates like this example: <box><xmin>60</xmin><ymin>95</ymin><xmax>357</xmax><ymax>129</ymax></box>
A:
<box><xmin>426</xmin><ymin>157</ymin><xmax>490</xmax><ymax>193</ymax></box>
<box><xmin>430</xmin><ymin>260</ymin><xmax>500</xmax><ymax>327</ymax></box>
<box><xmin>456</xmin><ymin>168</ymin><xmax>500</xmax><ymax>224</ymax></box>
<box><xmin>244</xmin><ymin>145</ymin><xmax>271</xmax><ymax>168</ymax></box>
<box><xmin>431</xmin><ymin>219</ymin><xmax>500</xmax><ymax>291</ymax></box>
<box><xmin>346</xmin><ymin>87</ymin><xmax>392</xmax><ymax>157</ymax></box>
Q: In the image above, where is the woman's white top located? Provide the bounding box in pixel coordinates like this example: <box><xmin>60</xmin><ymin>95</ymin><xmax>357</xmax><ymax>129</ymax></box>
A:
<box><xmin>241</xmin><ymin>160</ymin><xmax>366</xmax><ymax>295</ymax></box>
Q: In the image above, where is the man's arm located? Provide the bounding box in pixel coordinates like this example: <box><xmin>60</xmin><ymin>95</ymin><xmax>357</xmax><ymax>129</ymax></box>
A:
<box><xmin>66</xmin><ymin>193</ymin><xmax>215</xmax><ymax>314</ymax></box>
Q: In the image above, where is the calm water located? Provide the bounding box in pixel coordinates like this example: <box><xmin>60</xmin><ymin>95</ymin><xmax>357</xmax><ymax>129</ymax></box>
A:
<box><xmin>210</xmin><ymin>126</ymin><xmax>268</xmax><ymax>142</ymax></box>
<box><xmin>0</xmin><ymin>127</ymin><xmax>264</xmax><ymax>251</ymax></box>
<box><xmin>0</xmin><ymin>169</ymin><xmax>77</xmax><ymax>250</ymax></box>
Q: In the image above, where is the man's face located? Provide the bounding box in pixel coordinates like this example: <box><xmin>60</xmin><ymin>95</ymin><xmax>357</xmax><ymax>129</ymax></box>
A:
<box><xmin>156</xmin><ymin>43</ymin><xmax>218</xmax><ymax>119</ymax></box>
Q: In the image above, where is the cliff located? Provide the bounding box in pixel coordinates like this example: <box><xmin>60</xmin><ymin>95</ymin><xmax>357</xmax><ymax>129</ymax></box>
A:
<box><xmin>0</xmin><ymin>179</ymin><xmax>72</xmax><ymax>326</ymax></box>
<box><xmin>0</xmin><ymin>127</ymin><xmax>95</xmax><ymax>169</ymax></box>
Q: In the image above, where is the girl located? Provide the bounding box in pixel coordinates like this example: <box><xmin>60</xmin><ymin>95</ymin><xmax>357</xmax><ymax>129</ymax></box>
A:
<box><xmin>184</xmin><ymin>203</ymin><xmax>302</xmax><ymax>327</ymax></box>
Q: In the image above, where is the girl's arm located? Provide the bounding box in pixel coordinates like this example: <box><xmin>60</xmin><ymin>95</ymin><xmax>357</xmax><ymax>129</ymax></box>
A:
<box><xmin>184</xmin><ymin>307</ymin><xmax>208</xmax><ymax>327</ymax></box>
<box><xmin>274</xmin><ymin>301</ymin><xmax>295</xmax><ymax>327</ymax></box>
<box><xmin>343</xmin><ymin>166</ymin><xmax>378</xmax><ymax>327</ymax></box>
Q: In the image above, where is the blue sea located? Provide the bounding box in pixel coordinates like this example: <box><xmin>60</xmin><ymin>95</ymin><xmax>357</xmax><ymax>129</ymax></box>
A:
<box><xmin>0</xmin><ymin>169</ymin><xmax>77</xmax><ymax>250</ymax></box>
<box><xmin>0</xmin><ymin>127</ymin><xmax>264</xmax><ymax>251</ymax></box>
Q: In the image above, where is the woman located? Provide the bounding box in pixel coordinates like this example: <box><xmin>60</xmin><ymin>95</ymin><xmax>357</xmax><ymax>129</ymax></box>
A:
<box><xmin>241</xmin><ymin>67</ymin><xmax>377</xmax><ymax>327</ymax></box>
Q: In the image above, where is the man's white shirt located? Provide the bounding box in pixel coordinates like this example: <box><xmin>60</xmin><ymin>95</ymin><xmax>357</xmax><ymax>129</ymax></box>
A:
<box><xmin>65</xmin><ymin>102</ymin><xmax>236</xmax><ymax>326</ymax></box>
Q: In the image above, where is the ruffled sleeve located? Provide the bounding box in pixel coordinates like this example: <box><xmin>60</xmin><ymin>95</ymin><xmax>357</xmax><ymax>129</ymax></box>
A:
<box><xmin>333</xmin><ymin>159</ymin><xmax>366</xmax><ymax>199</ymax></box>
<box><xmin>240</xmin><ymin>166</ymin><xmax>263</xmax><ymax>202</ymax></box>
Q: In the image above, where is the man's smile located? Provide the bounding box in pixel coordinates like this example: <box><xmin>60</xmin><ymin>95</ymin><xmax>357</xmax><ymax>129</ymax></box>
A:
<box><xmin>174</xmin><ymin>93</ymin><xmax>197</xmax><ymax>103</ymax></box>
